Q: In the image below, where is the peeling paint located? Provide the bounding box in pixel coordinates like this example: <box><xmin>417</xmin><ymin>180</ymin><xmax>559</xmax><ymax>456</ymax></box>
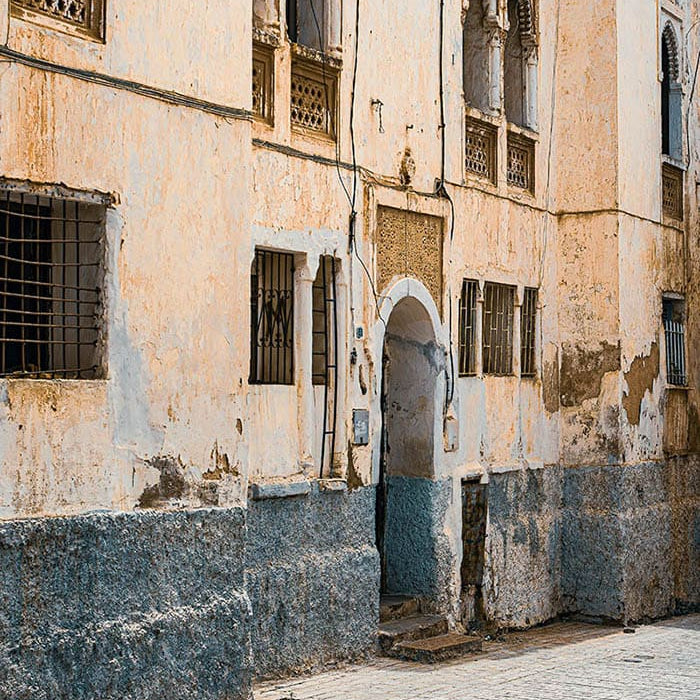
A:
<box><xmin>623</xmin><ymin>342</ymin><xmax>660</xmax><ymax>426</ymax></box>
<box><xmin>560</xmin><ymin>341</ymin><xmax>621</xmax><ymax>407</ymax></box>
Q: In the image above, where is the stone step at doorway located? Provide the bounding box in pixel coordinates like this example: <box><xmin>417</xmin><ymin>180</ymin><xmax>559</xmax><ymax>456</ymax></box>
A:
<box><xmin>378</xmin><ymin>595</ymin><xmax>483</xmax><ymax>663</ymax></box>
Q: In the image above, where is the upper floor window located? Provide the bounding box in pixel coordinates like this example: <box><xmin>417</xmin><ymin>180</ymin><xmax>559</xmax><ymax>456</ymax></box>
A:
<box><xmin>250</xmin><ymin>249</ymin><xmax>295</xmax><ymax>385</ymax></box>
<box><xmin>520</xmin><ymin>287</ymin><xmax>537</xmax><ymax>377</ymax></box>
<box><xmin>10</xmin><ymin>0</ymin><xmax>105</xmax><ymax>41</ymax></box>
<box><xmin>458</xmin><ymin>278</ymin><xmax>479</xmax><ymax>376</ymax></box>
<box><xmin>0</xmin><ymin>185</ymin><xmax>106</xmax><ymax>379</ymax></box>
<box><xmin>661</xmin><ymin>22</ymin><xmax>683</xmax><ymax>160</ymax></box>
<box><xmin>505</xmin><ymin>0</ymin><xmax>538</xmax><ymax>129</ymax></box>
<box><xmin>463</xmin><ymin>0</ymin><xmax>493</xmax><ymax>114</ymax></box>
<box><xmin>286</xmin><ymin>0</ymin><xmax>328</xmax><ymax>52</ymax></box>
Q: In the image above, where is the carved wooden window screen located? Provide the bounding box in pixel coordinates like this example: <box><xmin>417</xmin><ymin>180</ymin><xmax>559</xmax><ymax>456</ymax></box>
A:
<box><xmin>507</xmin><ymin>131</ymin><xmax>535</xmax><ymax>193</ymax></box>
<box><xmin>290</xmin><ymin>58</ymin><xmax>336</xmax><ymax>137</ymax></box>
<box><xmin>520</xmin><ymin>287</ymin><xmax>537</xmax><ymax>377</ymax></box>
<box><xmin>0</xmin><ymin>187</ymin><xmax>106</xmax><ymax>379</ymax></box>
<box><xmin>465</xmin><ymin>117</ymin><xmax>498</xmax><ymax>184</ymax></box>
<box><xmin>11</xmin><ymin>0</ymin><xmax>105</xmax><ymax>40</ymax></box>
<box><xmin>662</xmin><ymin>163</ymin><xmax>684</xmax><ymax>221</ymax></box>
<box><xmin>482</xmin><ymin>282</ymin><xmax>515</xmax><ymax>376</ymax></box>
<box><xmin>458</xmin><ymin>279</ymin><xmax>478</xmax><ymax>376</ymax></box>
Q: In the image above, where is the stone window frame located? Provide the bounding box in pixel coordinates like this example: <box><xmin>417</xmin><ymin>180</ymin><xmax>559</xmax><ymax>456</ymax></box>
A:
<box><xmin>10</xmin><ymin>0</ymin><xmax>106</xmax><ymax>42</ymax></box>
<box><xmin>660</xmin><ymin>19</ymin><xmax>684</xmax><ymax>162</ymax></box>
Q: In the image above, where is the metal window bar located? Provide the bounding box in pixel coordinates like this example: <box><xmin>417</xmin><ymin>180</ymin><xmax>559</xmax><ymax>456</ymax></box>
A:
<box><xmin>0</xmin><ymin>189</ymin><xmax>104</xmax><ymax>379</ymax></box>
<box><xmin>520</xmin><ymin>287</ymin><xmax>538</xmax><ymax>377</ymax></box>
<box><xmin>458</xmin><ymin>279</ymin><xmax>478</xmax><ymax>376</ymax></box>
<box><xmin>663</xmin><ymin>300</ymin><xmax>687</xmax><ymax>386</ymax></box>
<box><xmin>250</xmin><ymin>250</ymin><xmax>295</xmax><ymax>385</ymax></box>
<box><xmin>482</xmin><ymin>282</ymin><xmax>515</xmax><ymax>375</ymax></box>
<box><xmin>312</xmin><ymin>256</ymin><xmax>339</xmax><ymax>477</ymax></box>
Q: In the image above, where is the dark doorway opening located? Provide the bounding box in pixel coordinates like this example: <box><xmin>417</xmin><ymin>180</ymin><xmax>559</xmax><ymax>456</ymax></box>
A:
<box><xmin>460</xmin><ymin>478</ymin><xmax>487</xmax><ymax>629</ymax></box>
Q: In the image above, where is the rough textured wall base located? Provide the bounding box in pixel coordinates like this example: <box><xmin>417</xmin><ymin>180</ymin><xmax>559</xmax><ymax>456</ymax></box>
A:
<box><xmin>382</xmin><ymin>477</ymin><xmax>453</xmax><ymax>614</ymax></box>
<box><xmin>246</xmin><ymin>485</ymin><xmax>379</xmax><ymax>679</ymax></box>
<box><xmin>484</xmin><ymin>467</ymin><xmax>563</xmax><ymax>628</ymax></box>
<box><xmin>0</xmin><ymin>509</ymin><xmax>253</xmax><ymax>700</ymax></box>
<box><xmin>562</xmin><ymin>459</ymin><xmax>700</xmax><ymax>623</ymax></box>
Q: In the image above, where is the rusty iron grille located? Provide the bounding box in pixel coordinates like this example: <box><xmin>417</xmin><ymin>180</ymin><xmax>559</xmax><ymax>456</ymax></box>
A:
<box><xmin>11</xmin><ymin>0</ymin><xmax>104</xmax><ymax>38</ymax></box>
<box><xmin>663</xmin><ymin>298</ymin><xmax>687</xmax><ymax>386</ymax></box>
<box><xmin>290</xmin><ymin>60</ymin><xmax>335</xmax><ymax>135</ymax></box>
<box><xmin>312</xmin><ymin>256</ymin><xmax>339</xmax><ymax>477</ymax></box>
<box><xmin>520</xmin><ymin>287</ymin><xmax>537</xmax><ymax>377</ymax></box>
<box><xmin>0</xmin><ymin>189</ymin><xmax>105</xmax><ymax>379</ymax></box>
<box><xmin>252</xmin><ymin>43</ymin><xmax>274</xmax><ymax>123</ymax></box>
<box><xmin>250</xmin><ymin>250</ymin><xmax>294</xmax><ymax>385</ymax></box>
<box><xmin>465</xmin><ymin>117</ymin><xmax>498</xmax><ymax>184</ymax></box>
<box><xmin>458</xmin><ymin>279</ymin><xmax>478</xmax><ymax>376</ymax></box>
<box><xmin>662</xmin><ymin>163</ymin><xmax>684</xmax><ymax>221</ymax></box>
<box><xmin>507</xmin><ymin>132</ymin><xmax>535</xmax><ymax>192</ymax></box>
<box><xmin>482</xmin><ymin>282</ymin><xmax>515</xmax><ymax>375</ymax></box>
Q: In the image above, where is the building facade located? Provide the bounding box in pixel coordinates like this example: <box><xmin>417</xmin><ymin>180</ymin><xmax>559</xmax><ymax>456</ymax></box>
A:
<box><xmin>0</xmin><ymin>1</ymin><xmax>698</xmax><ymax>698</ymax></box>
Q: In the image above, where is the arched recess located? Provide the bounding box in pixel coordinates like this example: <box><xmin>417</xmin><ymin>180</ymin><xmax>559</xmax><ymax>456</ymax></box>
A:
<box><xmin>661</xmin><ymin>22</ymin><xmax>682</xmax><ymax>160</ymax></box>
<box><xmin>504</xmin><ymin>0</ymin><xmax>538</xmax><ymax>129</ymax></box>
<box><xmin>463</xmin><ymin>0</ymin><xmax>494</xmax><ymax>112</ymax></box>
<box><xmin>374</xmin><ymin>282</ymin><xmax>448</xmax><ymax>598</ymax></box>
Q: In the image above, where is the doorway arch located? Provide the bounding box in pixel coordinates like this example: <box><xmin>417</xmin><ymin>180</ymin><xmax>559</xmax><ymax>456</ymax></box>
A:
<box><xmin>376</xmin><ymin>290</ymin><xmax>446</xmax><ymax>596</ymax></box>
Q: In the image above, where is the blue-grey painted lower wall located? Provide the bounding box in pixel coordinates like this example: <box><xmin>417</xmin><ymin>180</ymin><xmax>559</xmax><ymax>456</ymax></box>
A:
<box><xmin>245</xmin><ymin>485</ymin><xmax>379</xmax><ymax>680</ymax></box>
<box><xmin>561</xmin><ymin>457</ymin><xmax>700</xmax><ymax>622</ymax></box>
<box><xmin>484</xmin><ymin>467</ymin><xmax>563</xmax><ymax>628</ymax></box>
<box><xmin>382</xmin><ymin>476</ymin><xmax>453</xmax><ymax>613</ymax></box>
<box><xmin>0</xmin><ymin>509</ymin><xmax>253</xmax><ymax>700</ymax></box>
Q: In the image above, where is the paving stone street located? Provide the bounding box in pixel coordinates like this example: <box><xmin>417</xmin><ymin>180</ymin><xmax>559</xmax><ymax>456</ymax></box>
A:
<box><xmin>256</xmin><ymin>615</ymin><xmax>700</xmax><ymax>700</ymax></box>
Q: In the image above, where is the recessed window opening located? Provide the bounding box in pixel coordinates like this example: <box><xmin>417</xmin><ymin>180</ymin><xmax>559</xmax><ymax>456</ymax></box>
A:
<box><xmin>463</xmin><ymin>0</ymin><xmax>491</xmax><ymax>113</ymax></box>
<box><xmin>505</xmin><ymin>0</ymin><xmax>526</xmax><ymax>126</ymax></box>
<box><xmin>661</xmin><ymin>23</ymin><xmax>682</xmax><ymax>160</ymax></box>
<box><xmin>0</xmin><ymin>188</ymin><xmax>105</xmax><ymax>379</ymax></box>
<box><xmin>520</xmin><ymin>287</ymin><xmax>537</xmax><ymax>377</ymax></box>
<box><xmin>458</xmin><ymin>279</ymin><xmax>479</xmax><ymax>376</ymax></box>
<box><xmin>483</xmin><ymin>282</ymin><xmax>515</xmax><ymax>375</ymax></box>
<box><xmin>250</xmin><ymin>249</ymin><xmax>295</xmax><ymax>385</ymax></box>
<box><xmin>286</xmin><ymin>0</ymin><xmax>326</xmax><ymax>51</ymax></box>
<box><xmin>663</xmin><ymin>297</ymin><xmax>687</xmax><ymax>387</ymax></box>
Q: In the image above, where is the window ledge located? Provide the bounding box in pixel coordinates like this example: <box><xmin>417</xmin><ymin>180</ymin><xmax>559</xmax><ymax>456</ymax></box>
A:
<box><xmin>290</xmin><ymin>42</ymin><xmax>342</xmax><ymax>70</ymax></box>
<box><xmin>249</xmin><ymin>480</ymin><xmax>311</xmax><ymax>501</ymax></box>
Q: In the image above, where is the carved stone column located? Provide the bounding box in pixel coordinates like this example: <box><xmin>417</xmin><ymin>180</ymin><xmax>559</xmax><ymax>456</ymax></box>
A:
<box><xmin>488</xmin><ymin>28</ymin><xmax>505</xmax><ymax>113</ymax></box>
<box><xmin>525</xmin><ymin>47</ymin><xmax>538</xmax><ymax>131</ymax></box>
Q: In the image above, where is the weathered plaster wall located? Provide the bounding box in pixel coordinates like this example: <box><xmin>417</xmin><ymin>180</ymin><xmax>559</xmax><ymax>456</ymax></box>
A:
<box><xmin>245</xmin><ymin>485</ymin><xmax>379</xmax><ymax>679</ymax></box>
<box><xmin>0</xmin><ymin>509</ymin><xmax>253</xmax><ymax>700</ymax></box>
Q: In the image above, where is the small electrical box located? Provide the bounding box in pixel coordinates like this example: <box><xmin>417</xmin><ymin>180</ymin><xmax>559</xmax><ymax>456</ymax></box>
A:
<box><xmin>352</xmin><ymin>409</ymin><xmax>370</xmax><ymax>445</ymax></box>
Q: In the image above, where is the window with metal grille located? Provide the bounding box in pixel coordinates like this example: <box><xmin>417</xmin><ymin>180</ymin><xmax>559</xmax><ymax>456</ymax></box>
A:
<box><xmin>250</xmin><ymin>249</ymin><xmax>295</xmax><ymax>385</ymax></box>
<box><xmin>520</xmin><ymin>287</ymin><xmax>537</xmax><ymax>377</ymax></box>
<box><xmin>458</xmin><ymin>279</ymin><xmax>478</xmax><ymax>376</ymax></box>
<box><xmin>663</xmin><ymin>297</ymin><xmax>687</xmax><ymax>386</ymax></box>
<box><xmin>482</xmin><ymin>282</ymin><xmax>515</xmax><ymax>375</ymax></box>
<box><xmin>312</xmin><ymin>256</ymin><xmax>337</xmax><ymax>385</ymax></box>
<box><xmin>0</xmin><ymin>188</ymin><xmax>105</xmax><ymax>379</ymax></box>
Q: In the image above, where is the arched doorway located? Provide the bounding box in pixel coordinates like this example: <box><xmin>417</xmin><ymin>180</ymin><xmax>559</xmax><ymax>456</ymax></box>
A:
<box><xmin>376</xmin><ymin>296</ymin><xmax>444</xmax><ymax>596</ymax></box>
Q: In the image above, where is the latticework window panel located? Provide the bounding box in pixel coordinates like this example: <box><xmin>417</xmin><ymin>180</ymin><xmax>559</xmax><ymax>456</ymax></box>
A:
<box><xmin>11</xmin><ymin>0</ymin><xmax>104</xmax><ymax>40</ymax></box>
<box><xmin>252</xmin><ymin>43</ymin><xmax>274</xmax><ymax>124</ymax></box>
<box><xmin>662</xmin><ymin>163</ymin><xmax>684</xmax><ymax>221</ymax></box>
<box><xmin>507</xmin><ymin>131</ymin><xmax>535</xmax><ymax>193</ymax></box>
<box><xmin>465</xmin><ymin>117</ymin><xmax>498</xmax><ymax>184</ymax></box>
<box><xmin>290</xmin><ymin>57</ymin><xmax>336</xmax><ymax>137</ymax></box>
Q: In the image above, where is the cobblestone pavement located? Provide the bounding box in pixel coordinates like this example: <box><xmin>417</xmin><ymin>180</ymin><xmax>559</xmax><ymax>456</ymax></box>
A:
<box><xmin>256</xmin><ymin>615</ymin><xmax>700</xmax><ymax>700</ymax></box>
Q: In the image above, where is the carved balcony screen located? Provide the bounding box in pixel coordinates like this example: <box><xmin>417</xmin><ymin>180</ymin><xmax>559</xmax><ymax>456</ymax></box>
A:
<box><xmin>11</xmin><ymin>0</ymin><xmax>105</xmax><ymax>40</ymax></box>
<box><xmin>507</xmin><ymin>131</ymin><xmax>535</xmax><ymax>193</ymax></box>
<box><xmin>465</xmin><ymin>117</ymin><xmax>498</xmax><ymax>185</ymax></box>
<box><xmin>662</xmin><ymin>163</ymin><xmax>684</xmax><ymax>222</ymax></box>
<box><xmin>290</xmin><ymin>56</ymin><xmax>337</xmax><ymax>138</ymax></box>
